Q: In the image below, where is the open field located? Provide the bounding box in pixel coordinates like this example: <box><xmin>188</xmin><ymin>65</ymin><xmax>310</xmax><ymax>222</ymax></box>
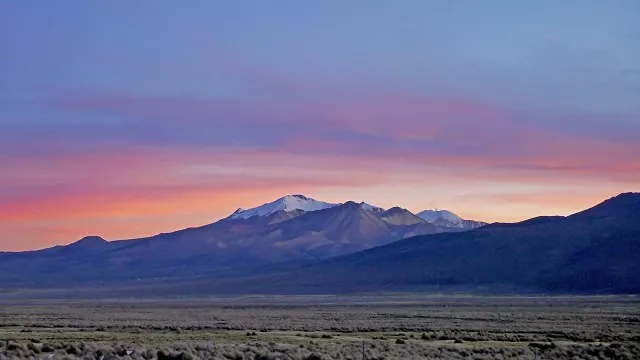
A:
<box><xmin>1</xmin><ymin>296</ymin><xmax>638</xmax><ymax>359</ymax></box>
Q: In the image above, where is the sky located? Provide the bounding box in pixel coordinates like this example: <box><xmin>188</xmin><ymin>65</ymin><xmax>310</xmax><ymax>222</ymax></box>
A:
<box><xmin>1</xmin><ymin>1</ymin><xmax>639</xmax><ymax>251</ymax></box>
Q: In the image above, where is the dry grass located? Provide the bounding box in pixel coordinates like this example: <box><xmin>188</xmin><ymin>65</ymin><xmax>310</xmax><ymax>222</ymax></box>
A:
<box><xmin>0</xmin><ymin>296</ymin><xmax>638</xmax><ymax>359</ymax></box>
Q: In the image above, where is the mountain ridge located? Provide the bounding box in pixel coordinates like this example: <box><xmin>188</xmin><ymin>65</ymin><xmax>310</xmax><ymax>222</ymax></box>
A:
<box><xmin>0</xmin><ymin>199</ymin><xmax>440</xmax><ymax>284</ymax></box>
<box><xmin>4</xmin><ymin>194</ymin><xmax>482</xmax><ymax>253</ymax></box>
<box><xmin>229</xmin><ymin>194</ymin><xmax>336</xmax><ymax>220</ymax></box>
<box><xmin>228</xmin><ymin>192</ymin><xmax>640</xmax><ymax>295</ymax></box>
<box><xmin>0</xmin><ymin>192</ymin><xmax>637</xmax><ymax>296</ymax></box>
<box><xmin>417</xmin><ymin>209</ymin><xmax>487</xmax><ymax>231</ymax></box>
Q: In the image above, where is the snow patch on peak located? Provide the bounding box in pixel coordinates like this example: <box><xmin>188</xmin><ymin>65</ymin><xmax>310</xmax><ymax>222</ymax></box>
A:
<box><xmin>417</xmin><ymin>209</ymin><xmax>486</xmax><ymax>230</ymax></box>
<box><xmin>230</xmin><ymin>195</ymin><xmax>337</xmax><ymax>220</ymax></box>
<box><xmin>359</xmin><ymin>202</ymin><xmax>385</xmax><ymax>214</ymax></box>
<box><xmin>288</xmin><ymin>194</ymin><xmax>309</xmax><ymax>200</ymax></box>
<box><xmin>417</xmin><ymin>209</ymin><xmax>463</xmax><ymax>224</ymax></box>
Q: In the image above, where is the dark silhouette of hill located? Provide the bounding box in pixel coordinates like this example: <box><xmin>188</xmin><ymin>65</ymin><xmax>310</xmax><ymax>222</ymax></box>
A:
<box><xmin>231</xmin><ymin>192</ymin><xmax>638</xmax><ymax>294</ymax></box>
<box><xmin>0</xmin><ymin>202</ymin><xmax>436</xmax><ymax>285</ymax></box>
<box><xmin>0</xmin><ymin>193</ymin><xmax>637</xmax><ymax>297</ymax></box>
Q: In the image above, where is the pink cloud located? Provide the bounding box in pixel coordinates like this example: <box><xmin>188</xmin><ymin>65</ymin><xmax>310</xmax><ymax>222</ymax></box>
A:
<box><xmin>51</xmin><ymin>89</ymin><xmax>509</xmax><ymax>138</ymax></box>
<box><xmin>1</xmin><ymin>141</ymin><xmax>636</xmax><ymax>250</ymax></box>
<box><xmin>3</xmin><ymin>88</ymin><xmax>637</xmax><ymax>250</ymax></box>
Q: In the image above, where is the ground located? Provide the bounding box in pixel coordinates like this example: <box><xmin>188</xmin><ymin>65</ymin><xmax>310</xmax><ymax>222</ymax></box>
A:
<box><xmin>0</xmin><ymin>295</ymin><xmax>638</xmax><ymax>359</ymax></box>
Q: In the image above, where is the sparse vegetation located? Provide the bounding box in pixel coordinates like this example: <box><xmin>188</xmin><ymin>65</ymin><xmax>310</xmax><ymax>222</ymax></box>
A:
<box><xmin>0</xmin><ymin>296</ymin><xmax>638</xmax><ymax>359</ymax></box>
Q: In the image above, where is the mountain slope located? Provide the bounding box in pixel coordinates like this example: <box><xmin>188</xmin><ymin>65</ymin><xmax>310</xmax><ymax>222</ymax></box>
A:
<box><xmin>1</xmin><ymin>193</ymin><xmax>637</xmax><ymax>297</ymax></box>
<box><xmin>229</xmin><ymin>194</ymin><xmax>336</xmax><ymax>219</ymax></box>
<box><xmin>381</xmin><ymin>207</ymin><xmax>424</xmax><ymax>225</ymax></box>
<box><xmin>0</xmin><ymin>201</ymin><xmax>437</xmax><ymax>285</ymax></box>
<box><xmin>268</xmin><ymin>202</ymin><xmax>437</xmax><ymax>259</ymax></box>
<box><xmin>216</xmin><ymin>193</ymin><xmax>640</xmax><ymax>294</ymax></box>
<box><xmin>417</xmin><ymin>209</ymin><xmax>487</xmax><ymax>231</ymax></box>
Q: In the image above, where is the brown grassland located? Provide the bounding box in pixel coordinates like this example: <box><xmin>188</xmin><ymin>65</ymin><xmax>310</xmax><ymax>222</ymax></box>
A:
<box><xmin>0</xmin><ymin>295</ymin><xmax>638</xmax><ymax>359</ymax></box>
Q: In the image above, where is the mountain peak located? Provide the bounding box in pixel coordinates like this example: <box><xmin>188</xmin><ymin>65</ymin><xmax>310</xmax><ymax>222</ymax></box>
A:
<box><xmin>382</xmin><ymin>206</ymin><xmax>409</xmax><ymax>215</ymax></box>
<box><xmin>416</xmin><ymin>209</ymin><xmax>486</xmax><ymax>230</ymax></box>
<box><xmin>338</xmin><ymin>201</ymin><xmax>385</xmax><ymax>213</ymax></box>
<box><xmin>380</xmin><ymin>207</ymin><xmax>426</xmax><ymax>226</ymax></box>
<box><xmin>417</xmin><ymin>209</ymin><xmax>463</xmax><ymax>223</ymax></box>
<box><xmin>77</xmin><ymin>235</ymin><xmax>106</xmax><ymax>243</ymax></box>
<box><xmin>230</xmin><ymin>195</ymin><xmax>336</xmax><ymax>220</ymax></box>
<box><xmin>341</xmin><ymin>201</ymin><xmax>359</xmax><ymax>207</ymax></box>
<box><xmin>68</xmin><ymin>236</ymin><xmax>108</xmax><ymax>248</ymax></box>
<box><xmin>571</xmin><ymin>192</ymin><xmax>640</xmax><ymax>219</ymax></box>
<box><xmin>607</xmin><ymin>192</ymin><xmax>640</xmax><ymax>204</ymax></box>
<box><xmin>286</xmin><ymin>194</ymin><xmax>309</xmax><ymax>200</ymax></box>
<box><xmin>359</xmin><ymin>202</ymin><xmax>385</xmax><ymax>214</ymax></box>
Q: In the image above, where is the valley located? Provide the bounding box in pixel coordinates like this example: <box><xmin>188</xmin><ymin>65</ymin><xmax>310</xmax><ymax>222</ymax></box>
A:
<box><xmin>1</xmin><ymin>296</ymin><xmax>638</xmax><ymax>359</ymax></box>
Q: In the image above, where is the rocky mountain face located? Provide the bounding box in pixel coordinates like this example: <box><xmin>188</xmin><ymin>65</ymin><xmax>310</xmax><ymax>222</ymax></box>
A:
<box><xmin>0</xmin><ymin>197</ymin><xmax>441</xmax><ymax>284</ymax></box>
<box><xmin>0</xmin><ymin>193</ymin><xmax>638</xmax><ymax>297</ymax></box>
<box><xmin>417</xmin><ymin>209</ymin><xmax>487</xmax><ymax>231</ymax></box>
<box><xmin>216</xmin><ymin>193</ymin><xmax>638</xmax><ymax>295</ymax></box>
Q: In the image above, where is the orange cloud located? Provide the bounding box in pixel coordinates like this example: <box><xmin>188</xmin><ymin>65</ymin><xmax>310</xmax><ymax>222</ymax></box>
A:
<box><xmin>2</xmin><ymin>91</ymin><xmax>638</xmax><ymax>250</ymax></box>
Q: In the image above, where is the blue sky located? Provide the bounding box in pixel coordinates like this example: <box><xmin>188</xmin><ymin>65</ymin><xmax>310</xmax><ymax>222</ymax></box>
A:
<box><xmin>0</xmin><ymin>1</ymin><xmax>638</xmax><ymax>250</ymax></box>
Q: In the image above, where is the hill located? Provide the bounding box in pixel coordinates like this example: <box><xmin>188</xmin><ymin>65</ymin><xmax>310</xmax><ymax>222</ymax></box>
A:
<box><xmin>233</xmin><ymin>192</ymin><xmax>639</xmax><ymax>294</ymax></box>
<box><xmin>0</xmin><ymin>199</ymin><xmax>438</xmax><ymax>285</ymax></box>
<box><xmin>2</xmin><ymin>193</ymin><xmax>637</xmax><ymax>297</ymax></box>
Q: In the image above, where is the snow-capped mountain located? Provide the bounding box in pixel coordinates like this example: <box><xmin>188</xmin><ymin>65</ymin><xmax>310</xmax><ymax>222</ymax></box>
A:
<box><xmin>0</xmin><ymin>192</ymin><xmax>492</xmax><ymax>285</ymax></box>
<box><xmin>229</xmin><ymin>194</ymin><xmax>485</xmax><ymax>232</ymax></box>
<box><xmin>359</xmin><ymin>202</ymin><xmax>385</xmax><ymax>215</ymax></box>
<box><xmin>417</xmin><ymin>209</ymin><xmax>463</xmax><ymax>224</ymax></box>
<box><xmin>230</xmin><ymin>195</ymin><xmax>337</xmax><ymax>220</ymax></box>
<box><xmin>229</xmin><ymin>195</ymin><xmax>386</xmax><ymax>220</ymax></box>
<box><xmin>417</xmin><ymin>209</ymin><xmax>487</xmax><ymax>230</ymax></box>
<box><xmin>1</xmin><ymin>192</ymin><xmax>636</xmax><ymax>294</ymax></box>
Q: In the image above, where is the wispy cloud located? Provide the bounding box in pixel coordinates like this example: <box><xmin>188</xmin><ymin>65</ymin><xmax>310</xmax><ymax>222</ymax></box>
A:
<box><xmin>2</xmin><ymin>1</ymin><xmax>639</xmax><ymax>251</ymax></box>
<box><xmin>41</xmin><ymin>89</ymin><xmax>640</xmax><ymax>181</ymax></box>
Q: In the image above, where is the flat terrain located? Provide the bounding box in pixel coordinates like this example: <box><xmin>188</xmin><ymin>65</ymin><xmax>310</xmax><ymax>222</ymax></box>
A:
<box><xmin>0</xmin><ymin>296</ymin><xmax>638</xmax><ymax>359</ymax></box>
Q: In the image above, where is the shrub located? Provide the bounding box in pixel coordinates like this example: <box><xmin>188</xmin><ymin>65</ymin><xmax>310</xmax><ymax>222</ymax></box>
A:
<box><xmin>65</xmin><ymin>344</ymin><xmax>82</xmax><ymax>355</ymax></box>
<box><xmin>157</xmin><ymin>350</ymin><xmax>193</xmax><ymax>360</ymax></box>
<box><xmin>41</xmin><ymin>343</ymin><xmax>56</xmax><ymax>353</ymax></box>
<box><xmin>7</xmin><ymin>342</ymin><xmax>25</xmax><ymax>351</ymax></box>
<box><xmin>26</xmin><ymin>342</ymin><xmax>41</xmax><ymax>354</ymax></box>
<box><xmin>528</xmin><ymin>342</ymin><xmax>556</xmax><ymax>351</ymax></box>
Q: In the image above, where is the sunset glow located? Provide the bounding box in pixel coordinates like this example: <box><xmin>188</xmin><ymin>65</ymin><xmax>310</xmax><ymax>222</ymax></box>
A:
<box><xmin>1</xmin><ymin>1</ymin><xmax>638</xmax><ymax>250</ymax></box>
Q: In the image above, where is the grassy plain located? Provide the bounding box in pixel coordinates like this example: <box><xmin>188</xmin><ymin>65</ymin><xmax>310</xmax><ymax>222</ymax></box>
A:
<box><xmin>0</xmin><ymin>295</ymin><xmax>638</xmax><ymax>359</ymax></box>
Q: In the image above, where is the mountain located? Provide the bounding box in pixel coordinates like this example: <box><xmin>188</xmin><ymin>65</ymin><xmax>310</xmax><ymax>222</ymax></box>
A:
<box><xmin>229</xmin><ymin>194</ymin><xmax>336</xmax><ymax>219</ymax></box>
<box><xmin>0</xmin><ymin>198</ymin><xmax>437</xmax><ymax>285</ymax></box>
<box><xmin>359</xmin><ymin>202</ymin><xmax>386</xmax><ymax>215</ymax></box>
<box><xmin>229</xmin><ymin>194</ymin><xmax>483</xmax><ymax>232</ymax></box>
<box><xmin>1</xmin><ymin>193</ymin><xmax>638</xmax><ymax>297</ymax></box>
<box><xmin>226</xmin><ymin>192</ymin><xmax>638</xmax><ymax>294</ymax></box>
<box><xmin>229</xmin><ymin>195</ymin><xmax>386</xmax><ymax>220</ymax></box>
<box><xmin>417</xmin><ymin>209</ymin><xmax>487</xmax><ymax>231</ymax></box>
<box><xmin>266</xmin><ymin>202</ymin><xmax>436</xmax><ymax>259</ymax></box>
<box><xmin>381</xmin><ymin>207</ymin><xmax>425</xmax><ymax>226</ymax></box>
